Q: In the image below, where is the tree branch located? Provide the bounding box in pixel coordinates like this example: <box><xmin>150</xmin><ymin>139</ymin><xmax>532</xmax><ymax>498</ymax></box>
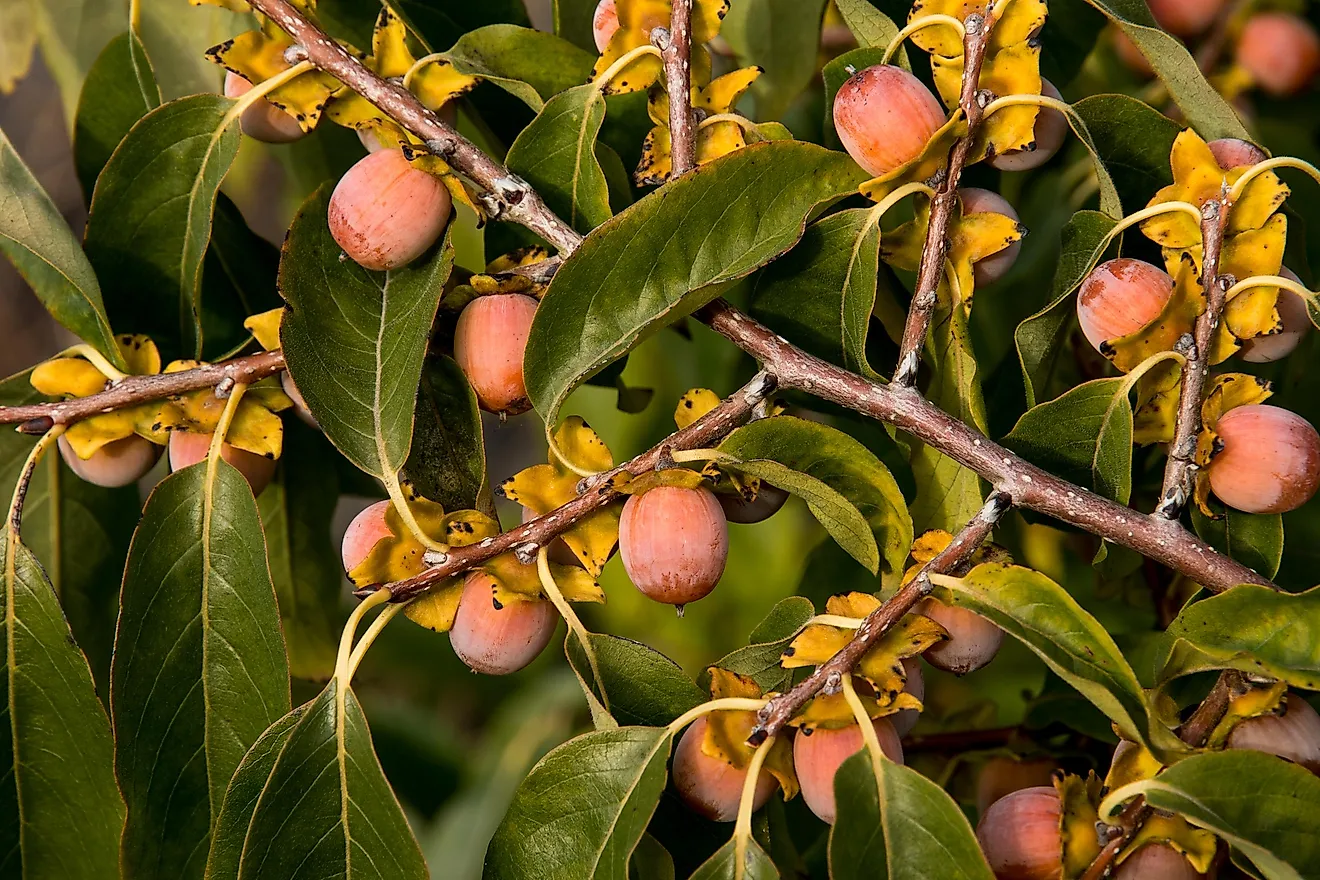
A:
<box><xmin>0</xmin><ymin>351</ymin><xmax>285</xmax><ymax>432</ymax></box>
<box><xmin>659</xmin><ymin>0</ymin><xmax>696</xmax><ymax>177</ymax></box>
<box><xmin>748</xmin><ymin>492</ymin><xmax>1011</xmax><ymax>745</ymax></box>
<box><xmin>893</xmin><ymin>12</ymin><xmax>992</xmax><ymax>386</ymax></box>
<box><xmin>368</xmin><ymin>371</ymin><xmax>778</xmax><ymax>603</ymax></box>
<box><xmin>1156</xmin><ymin>194</ymin><xmax>1230</xmax><ymax>519</ymax></box>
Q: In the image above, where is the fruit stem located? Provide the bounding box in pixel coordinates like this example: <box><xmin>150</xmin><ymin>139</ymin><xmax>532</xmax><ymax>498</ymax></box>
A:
<box><xmin>841</xmin><ymin>674</ymin><xmax>886</xmax><ymax>780</ymax></box>
<box><xmin>55</xmin><ymin>344</ymin><xmax>129</xmax><ymax>384</ymax></box>
<box><xmin>592</xmin><ymin>44</ymin><xmax>664</xmax><ymax>93</ymax></box>
<box><xmin>1229</xmin><ymin>156</ymin><xmax>1320</xmax><ymax>202</ymax></box>
<box><xmin>6</xmin><ymin>425</ymin><xmax>65</xmax><ymax>536</ymax></box>
<box><xmin>129</xmin><ymin>0</ymin><xmax>141</xmax><ymax>32</ymax></box>
<box><xmin>667</xmin><ymin>698</ymin><xmax>771</xmax><ymax>736</ymax></box>
<box><xmin>697</xmin><ymin>113</ymin><xmax>757</xmax><ymax>133</ymax></box>
<box><xmin>881</xmin><ymin>14</ymin><xmax>967</xmax><ymax>65</ymax></box>
<box><xmin>204</xmin><ymin>381</ymin><xmax>247</xmax><ymax>482</ymax></box>
<box><xmin>382</xmin><ymin>473</ymin><xmax>449</xmax><ymax>553</ymax></box>
<box><xmin>807</xmin><ymin>614</ymin><xmax>864</xmax><ymax>630</ymax></box>
<box><xmin>668</xmin><ymin>447</ymin><xmax>724</xmax><ymax>463</ymax></box>
<box><xmin>980</xmin><ymin>93</ymin><xmax>1077</xmax><ymax>125</ymax></box>
<box><xmin>1223</xmin><ymin>273</ymin><xmax>1318</xmax><ymax>316</ymax></box>
<box><xmin>537</xmin><ymin>546</ymin><xmax>610</xmax><ymax>713</ymax></box>
<box><xmin>732</xmin><ymin>733</ymin><xmax>776</xmax><ymax>874</ymax></box>
<box><xmin>221</xmin><ymin>60</ymin><xmax>316</xmax><ymax>130</ymax></box>
<box><xmin>347</xmin><ymin>603</ymin><xmax>405</xmax><ymax>679</ymax></box>
<box><xmin>334</xmin><ymin>587</ymin><xmax>392</xmax><ymax>686</ymax></box>
<box><xmin>402</xmin><ymin>53</ymin><xmax>447</xmax><ymax>91</ymax></box>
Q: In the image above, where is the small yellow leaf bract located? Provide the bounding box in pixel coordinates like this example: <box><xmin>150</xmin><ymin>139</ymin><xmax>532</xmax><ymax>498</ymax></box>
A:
<box><xmin>700</xmin><ymin>668</ymin><xmax>798</xmax><ymax>797</ymax></box>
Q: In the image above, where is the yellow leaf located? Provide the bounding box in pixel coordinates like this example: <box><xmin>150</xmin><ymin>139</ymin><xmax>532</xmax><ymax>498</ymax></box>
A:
<box><xmin>244</xmin><ymin>308</ymin><xmax>284</xmax><ymax>351</ymax></box>
<box><xmin>1205</xmin><ymin>680</ymin><xmax>1288</xmax><ymax>749</ymax></box>
<box><xmin>933</xmin><ymin>41</ymin><xmax>1041</xmax><ymax>159</ymax></box>
<box><xmin>1057</xmin><ymin>773</ymin><xmax>1103</xmax><ymax>877</ymax></box>
<box><xmin>487</xmin><ymin>247</ymin><xmax>553</xmax><ymax>273</ymax></box>
<box><xmin>31</xmin><ymin>358</ymin><xmax>108</xmax><ymax>399</ymax></box>
<box><xmin>1103</xmin><ymin>739</ymin><xmax>1163</xmax><ymax>792</ymax></box>
<box><xmin>708</xmin><ymin>667</ymin><xmax>763</xmax><ymax>700</ymax></box>
<box><xmin>635</xmin><ymin>125</ymin><xmax>672</xmax><ymax>185</ymax></box>
<box><xmin>697</xmin><ymin>66</ymin><xmax>761</xmax><ymax>113</ymax></box>
<box><xmin>883</xmin><ymin>196</ymin><xmax>1023</xmax><ymax>310</ymax></box>
<box><xmin>1215</xmin><ymin>215</ymin><xmax>1288</xmax><ymax>359</ymax></box>
<box><xmin>190</xmin><ymin>0</ymin><xmax>251</xmax><ymax>10</ymax></box>
<box><xmin>860</xmin><ymin>111</ymin><xmax>967</xmax><ymax>202</ymax></box>
<box><xmin>691</xmin><ymin>0</ymin><xmax>730</xmax><ymax>43</ymax></box>
<box><xmin>675</xmin><ymin>388</ymin><xmax>721</xmax><ymax>429</ymax></box>
<box><xmin>1132</xmin><ymin>358</ymin><xmax>1182</xmax><ymax>445</ymax></box>
<box><xmin>910</xmin><ymin>529</ymin><xmax>953</xmax><ymax>566</ymax></box>
<box><xmin>482</xmin><ymin>551</ymin><xmax>604</xmax><ymax>604</ymax></box>
<box><xmin>208</xmin><ymin>28</ymin><xmax>340</xmax><ymax>132</ymax></box>
<box><xmin>410</xmin><ymin>60</ymin><xmax>480</xmax><ymax>113</ymax></box>
<box><xmin>368</xmin><ymin>7</ymin><xmax>414</xmax><ymax>78</ymax></box>
<box><xmin>1225</xmin><ymin>164</ymin><xmax>1289</xmax><ymax>236</ymax></box>
<box><xmin>348</xmin><ymin>500</ymin><xmax>496</xmax><ymax>588</ymax></box>
<box><xmin>64</xmin><ymin>406</ymin><xmax>164</xmax><ymax>459</ymax></box>
<box><xmin>1117</xmin><ymin>814</ymin><xmax>1218</xmax><ymax>875</ymax></box>
<box><xmin>117</xmin><ymin>334</ymin><xmax>162</xmax><ymax>376</ymax></box>
<box><xmin>403</xmin><ymin>578</ymin><xmax>464</xmax><ymax>632</ymax></box>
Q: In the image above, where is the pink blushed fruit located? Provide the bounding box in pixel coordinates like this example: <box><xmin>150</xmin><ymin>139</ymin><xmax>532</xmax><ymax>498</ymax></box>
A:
<box><xmin>1238</xmin><ymin>268</ymin><xmax>1311</xmax><ymax>363</ymax></box>
<box><xmin>960</xmin><ymin>187</ymin><xmax>1023</xmax><ymax>287</ymax></box>
<box><xmin>593</xmin><ymin>0</ymin><xmax>620</xmax><ymax>51</ymax></box>
<box><xmin>794</xmin><ymin>718</ymin><xmax>903</xmax><ymax>824</ymax></box>
<box><xmin>619</xmin><ymin>485</ymin><xmax>729</xmax><ymax>606</ymax></box>
<box><xmin>58</xmin><ymin>434</ymin><xmax>159</xmax><ymax>488</ymax></box>
<box><xmin>891</xmin><ymin>655</ymin><xmax>925</xmax><ymax>737</ymax></box>
<box><xmin>328</xmin><ymin>148</ymin><xmax>452</xmax><ymax>271</ymax></box>
<box><xmin>975</xmin><ymin>785</ymin><xmax>1063</xmax><ymax>880</ymax></box>
<box><xmin>1113</xmin><ymin>842</ymin><xmax>1204</xmax><ymax>879</ymax></box>
<box><xmin>449</xmin><ymin>570</ymin><xmax>559</xmax><ymax>675</ymax></box>
<box><xmin>341</xmin><ymin>500</ymin><xmax>395</xmax><ymax>572</ymax></box>
<box><xmin>453</xmin><ymin>293</ymin><xmax>539</xmax><ymax>415</ymax></box>
<box><xmin>1076</xmin><ymin>258</ymin><xmax>1175</xmax><ymax>352</ymax></box>
<box><xmin>672</xmin><ymin>717</ymin><xmax>779</xmax><ymax>821</ymax></box>
<box><xmin>1147</xmin><ymin>0</ymin><xmax>1226</xmax><ymax>36</ymax></box>
<box><xmin>167</xmin><ymin>430</ymin><xmax>276</xmax><ymax>496</ymax></box>
<box><xmin>989</xmin><ymin>80</ymin><xmax>1068</xmax><ymax>172</ymax></box>
<box><xmin>1206</xmin><ymin>404</ymin><xmax>1320</xmax><ymax>514</ymax></box>
<box><xmin>976</xmin><ymin>757</ymin><xmax>1057</xmax><ymax>815</ymax></box>
<box><xmin>833</xmin><ymin>65</ymin><xmax>947</xmax><ymax>176</ymax></box>
<box><xmin>1227</xmin><ymin>693</ymin><xmax>1320</xmax><ymax>773</ymax></box>
<box><xmin>1207</xmin><ymin>137</ymin><xmax>1267</xmax><ymax>170</ymax></box>
<box><xmin>224</xmin><ymin>72</ymin><xmax>306</xmax><ymax>144</ymax></box>
<box><xmin>918</xmin><ymin>597</ymin><xmax>1004</xmax><ymax>674</ymax></box>
<box><xmin>1236</xmin><ymin>13</ymin><xmax>1320</xmax><ymax>96</ymax></box>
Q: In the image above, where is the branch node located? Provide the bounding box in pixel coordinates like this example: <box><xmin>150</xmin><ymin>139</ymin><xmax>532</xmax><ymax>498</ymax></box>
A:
<box><xmin>214</xmin><ymin>377</ymin><xmax>236</xmax><ymax>399</ymax></box>
<box><xmin>894</xmin><ymin>350</ymin><xmax>921</xmax><ymax>386</ymax></box>
<box><xmin>424</xmin><ymin>137</ymin><xmax>458</xmax><ymax>158</ymax></box>
<box><xmin>283</xmin><ymin>44</ymin><xmax>309</xmax><ymax>64</ymax></box>
<box><xmin>1201</xmin><ymin>198</ymin><xmax>1221</xmax><ymax>221</ymax></box>
<box><xmin>422</xmin><ymin>550</ymin><xmax>449</xmax><ymax>566</ymax></box>
<box><xmin>650</xmin><ymin>26</ymin><xmax>672</xmax><ymax>50</ymax></box>
<box><xmin>513</xmin><ymin>542</ymin><xmax>540</xmax><ymax>565</ymax></box>
<box><xmin>964</xmin><ymin>12</ymin><xmax>985</xmax><ymax>34</ymax></box>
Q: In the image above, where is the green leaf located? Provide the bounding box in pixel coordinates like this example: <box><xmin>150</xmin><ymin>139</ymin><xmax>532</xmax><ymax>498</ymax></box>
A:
<box><xmin>201</xmin><ymin>194</ymin><xmax>283</xmax><ymax>361</ymax></box>
<box><xmin>1155</xmin><ymin>585</ymin><xmax>1320</xmax><ymax>690</ymax></box>
<box><xmin>279</xmin><ymin>184</ymin><xmax>454</xmax><ymax>482</ymax></box>
<box><xmin>84</xmin><ymin>94</ymin><xmax>241</xmax><ymax>360</ymax></box>
<box><xmin>832</xmin><ymin>0</ymin><xmax>902</xmax><ymax>49</ymax></box>
<box><xmin>722</xmin><ymin>0</ymin><xmax>829</xmax><ymax>121</ymax></box>
<box><xmin>566</xmin><ymin>633</ymin><xmax>707</xmax><ymax>727</ymax></box>
<box><xmin>687</xmin><ymin>837</ymin><xmax>780</xmax><ymax>880</ymax></box>
<box><xmin>717</xmin><ymin>415</ymin><xmax>912</xmax><ymax>584</ymax></box>
<box><xmin>1004</xmin><ymin>353</ymin><xmax>1178</xmax><ymax>504</ymax></box>
<box><xmin>1191</xmin><ymin>506</ymin><xmax>1284</xmax><ymax>580</ymax></box>
<box><xmin>0</xmin><ymin>531</ymin><xmax>124</xmax><ymax>878</ymax></box>
<box><xmin>553</xmin><ymin>0</ymin><xmax>598</xmax><ymax>53</ymax></box>
<box><xmin>1081</xmin><ymin>0</ymin><xmax>1250</xmax><ymax>141</ymax></box>
<box><xmin>402</xmin><ymin>354</ymin><xmax>487</xmax><ymax>513</ymax></box>
<box><xmin>630</xmin><ymin>833</ymin><xmax>677</xmax><ymax>880</ymax></box>
<box><xmin>224</xmin><ymin>680</ymin><xmax>428</xmax><ymax>879</ymax></box>
<box><xmin>258</xmin><ymin>421</ymin><xmax>344</xmax><ymax>682</ymax></box>
<box><xmin>0</xmin><ymin>126</ymin><xmax>122</xmax><ymax>367</ymax></box>
<box><xmin>506</xmin><ymin>83</ymin><xmax>611</xmax><ymax>234</ymax></box>
<box><xmin>112</xmin><ymin>462</ymin><xmax>291</xmax><ymax>880</ymax></box>
<box><xmin>930</xmin><ymin>563</ymin><xmax>1184</xmax><ymax>758</ymax></box>
<box><xmin>1101</xmin><ymin>751</ymin><xmax>1320</xmax><ymax>880</ymax></box>
<box><xmin>486</xmin><ymin>726</ymin><xmax>674</xmax><ymax>880</ymax></box>
<box><xmin>750</xmin><ymin>208</ymin><xmax>883</xmax><ymax>378</ymax></box>
<box><xmin>1071</xmin><ymin>94</ymin><xmax>1180</xmax><ymax>218</ymax></box>
<box><xmin>910</xmin><ymin>306</ymin><xmax>986</xmax><ymax>533</ymax></box>
<box><xmin>73</xmin><ymin>29</ymin><xmax>160</xmax><ymax>199</ymax></box>
<box><xmin>709</xmin><ymin>596</ymin><xmax>815</xmax><ymax>693</ymax></box>
<box><xmin>1015</xmin><ymin>211</ymin><xmax>1117</xmax><ymax>406</ymax></box>
<box><xmin>205</xmin><ymin>708</ymin><xmax>306</xmax><ymax>880</ymax></box>
<box><xmin>445</xmin><ymin>25</ymin><xmax>596</xmax><ymax>111</ymax></box>
<box><xmin>525</xmin><ymin>141</ymin><xmax>869</xmax><ymax>424</ymax></box>
<box><xmin>830</xmin><ymin>752</ymin><xmax>994</xmax><ymax>880</ymax></box>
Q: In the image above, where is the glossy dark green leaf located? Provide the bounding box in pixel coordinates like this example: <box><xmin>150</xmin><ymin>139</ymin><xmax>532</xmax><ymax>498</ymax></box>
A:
<box><xmin>0</xmin><ymin>126</ymin><xmax>122</xmax><ymax>366</ymax></box>
<box><xmin>506</xmin><ymin>83</ymin><xmax>611</xmax><ymax>234</ymax></box>
<box><xmin>0</xmin><ymin>531</ymin><xmax>124</xmax><ymax>878</ymax></box>
<box><xmin>830</xmin><ymin>752</ymin><xmax>993</xmax><ymax>880</ymax></box>
<box><xmin>84</xmin><ymin>94</ymin><xmax>241</xmax><ymax>360</ymax></box>
<box><xmin>1156</xmin><ymin>584</ymin><xmax>1320</xmax><ymax>689</ymax></box>
<box><xmin>722</xmin><ymin>0</ymin><xmax>829</xmax><ymax>120</ymax></box>
<box><xmin>1191</xmin><ymin>505</ymin><xmax>1284</xmax><ymax>580</ymax></box>
<box><xmin>486</xmin><ymin>726</ymin><xmax>674</xmax><ymax>879</ymax></box>
<box><xmin>204</xmin><ymin>708</ymin><xmax>305</xmax><ymax>880</ymax></box>
<box><xmin>687</xmin><ymin>837</ymin><xmax>780</xmax><ymax>880</ymax></box>
<box><xmin>1071</xmin><ymin>95</ymin><xmax>1180</xmax><ymax>217</ymax></box>
<box><xmin>113</xmin><ymin>462</ymin><xmax>291</xmax><ymax>880</ymax></box>
<box><xmin>525</xmin><ymin>141</ymin><xmax>869</xmax><ymax>424</ymax></box>
<box><xmin>394</xmin><ymin>0</ymin><xmax>531</xmax><ymax>53</ymax></box>
<box><xmin>931</xmin><ymin>563</ymin><xmax>1185</xmax><ymax>757</ymax></box>
<box><xmin>279</xmin><ymin>184</ymin><xmax>454</xmax><ymax>482</ymax></box>
<box><xmin>258</xmin><ymin>421</ymin><xmax>343</xmax><ymax>682</ymax></box>
<box><xmin>1081</xmin><ymin>0</ymin><xmax>1249</xmax><ymax>140</ymax></box>
<box><xmin>553</xmin><ymin>0</ymin><xmax>598</xmax><ymax>53</ymax></box>
<box><xmin>1102</xmin><ymin>751</ymin><xmax>1320</xmax><ymax>880</ymax></box>
<box><xmin>709</xmin><ymin>596</ymin><xmax>815</xmax><ymax>693</ymax></box>
<box><xmin>445</xmin><ymin>25</ymin><xmax>596</xmax><ymax>111</ymax></box>
<box><xmin>910</xmin><ymin>306</ymin><xmax>986</xmax><ymax>533</ymax></box>
<box><xmin>750</xmin><ymin>208</ymin><xmax>883</xmax><ymax>378</ymax></box>
<box><xmin>402</xmin><ymin>354</ymin><xmax>486</xmax><ymax>513</ymax></box>
<box><xmin>567</xmin><ymin>633</ymin><xmax>707</xmax><ymax>727</ymax></box>
<box><xmin>832</xmin><ymin>0</ymin><xmax>902</xmax><ymax>49</ymax></box>
<box><xmin>201</xmin><ymin>194</ymin><xmax>282</xmax><ymax>361</ymax></box>
<box><xmin>73</xmin><ymin>29</ymin><xmax>160</xmax><ymax>199</ymax></box>
<box><xmin>717</xmin><ymin>415</ymin><xmax>912</xmax><ymax>583</ymax></box>
<box><xmin>1015</xmin><ymin>211</ymin><xmax>1117</xmax><ymax>406</ymax></box>
<box><xmin>227</xmin><ymin>680</ymin><xmax>427</xmax><ymax>879</ymax></box>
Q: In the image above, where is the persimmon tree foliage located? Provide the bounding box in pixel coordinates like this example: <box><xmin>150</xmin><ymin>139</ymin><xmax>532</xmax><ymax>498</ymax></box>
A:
<box><xmin>5</xmin><ymin>0</ymin><xmax>1320</xmax><ymax>876</ymax></box>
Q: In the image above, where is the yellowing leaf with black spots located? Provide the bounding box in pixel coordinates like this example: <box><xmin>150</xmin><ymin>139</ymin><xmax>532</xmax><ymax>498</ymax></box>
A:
<box><xmin>638</xmin><ymin>67</ymin><xmax>761</xmax><ymax>184</ymax></box>
<box><xmin>155</xmin><ymin>369</ymin><xmax>291</xmax><ymax>460</ymax></box>
<box><xmin>675</xmin><ymin>388</ymin><xmax>721</xmax><ymax>429</ymax></box>
<box><xmin>701</xmin><ymin>668</ymin><xmax>798</xmax><ymax>797</ymax></box>
<box><xmin>1213</xmin><ymin>214</ymin><xmax>1288</xmax><ymax>360</ymax></box>
<box><xmin>1204</xmin><ymin>680</ymin><xmax>1288</xmax><ymax>749</ymax></box>
<box><xmin>1057</xmin><ymin>774</ymin><xmax>1104</xmax><ymax>877</ymax></box>
<box><xmin>1118</xmin><ymin>814</ymin><xmax>1218</xmax><ymax>875</ymax></box>
<box><xmin>498</xmin><ymin>417</ymin><xmax>619</xmax><ymax>576</ymax></box>
<box><xmin>349</xmin><ymin>501</ymin><xmax>498</xmax><ymax>587</ymax></box>
<box><xmin>902</xmin><ymin>528</ymin><xmax>1011</xmax><ymax>582</ymax></box>
<box><xmin>932</xmin><ymin>42</ymin><xmax>1042</xmax><ymax>159</ymax></box>
<box><xmin>1103</xmin><ymin>739</ymin><xmax>1163</xmax><ymax>792</ymax></box>
<box><xmin>908</xmin><ymin>0</ymin><xmax>1047</xmax><ymax>57</ymax></box>
<box><xmin>207</xmin><ymin>25</ymin><xmax>339</xmax><ymax>132</ymax></box>
<box><xmin>243</xmin><ymin>308</ymin><xmax>283</xmax><ymax>351</ymax></box>
<box><xmin>859</xmin><ymin>112</ymin><xmax>966</xmax><ymax>202</ymax></box>
<box><xmin>482</xmin><ymin>550</ymin><xmax>604</xmax><ymax>604</ymax></box>
<box><xmin>1131</xmin><ymin>357</ymin><xmax>1183</xmax><ymax>445</ymax></box>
